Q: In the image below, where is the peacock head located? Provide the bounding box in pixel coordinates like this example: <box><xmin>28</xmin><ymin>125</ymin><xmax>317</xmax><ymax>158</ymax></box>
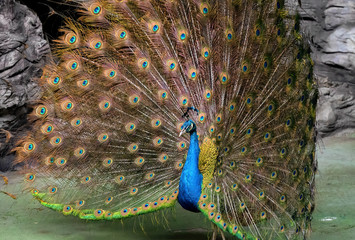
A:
<box><xmin>179</xmin><ymin>120</ymin><xmax>196</xmax><ymax>136</ymax></box>
<box><xmin>179</xmin><ymin>107</ymin><xmax>199</xmax><ymax>136</ymax></box>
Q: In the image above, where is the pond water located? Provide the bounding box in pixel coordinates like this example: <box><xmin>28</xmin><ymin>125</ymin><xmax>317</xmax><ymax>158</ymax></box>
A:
<box><xmin>1</xmin><ymin>135</ymin><xmax>354</xmax><ymax>240</ymax></box>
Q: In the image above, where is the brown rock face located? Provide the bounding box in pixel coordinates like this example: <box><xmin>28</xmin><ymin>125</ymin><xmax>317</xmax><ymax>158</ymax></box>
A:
<box><xmin>0</xmin><ymin>0</ymin><xmax>49</xmax><ymax>171</ymax></box>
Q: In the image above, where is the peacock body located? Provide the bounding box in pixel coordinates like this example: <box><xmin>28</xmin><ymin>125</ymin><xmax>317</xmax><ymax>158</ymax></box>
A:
<box><xmin>16</xmin><ymin>0</ymin><xmax>317</xmax><ymax>239</ymax></box>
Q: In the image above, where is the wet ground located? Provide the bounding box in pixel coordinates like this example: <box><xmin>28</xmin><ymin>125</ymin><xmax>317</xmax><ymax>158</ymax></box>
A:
<box><xmin>1</xmin><ymin>134</ymin><xmax>354</xmax><ymax>240</ymax></box>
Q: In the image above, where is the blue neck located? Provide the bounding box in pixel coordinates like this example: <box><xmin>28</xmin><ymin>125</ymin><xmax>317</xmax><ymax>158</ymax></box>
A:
<box><xmin>177</xmin><ymin>130</ymin><xmax>202</xmax><ymax>212</ymax></box>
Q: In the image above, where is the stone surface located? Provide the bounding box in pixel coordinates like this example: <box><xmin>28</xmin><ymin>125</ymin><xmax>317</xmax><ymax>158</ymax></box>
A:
<box><xmin>2</xmin><ymin>135</ymin><xmax>355</xmax><ymax>239</ymax></box>
<box><xmin>298</xmin><ymin>0</ymin><xmax>355</xmax><ymax>137</ymax></box>
<box><xmin>0</xmin><ymin>0</ymin><xmax>49</xmax><ymax>171</ymax></box>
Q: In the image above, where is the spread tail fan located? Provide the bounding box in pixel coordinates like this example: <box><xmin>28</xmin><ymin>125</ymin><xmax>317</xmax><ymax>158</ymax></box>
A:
<box><xmin>16</xmin><ymin>0</ymin><xmax>316</xmax><ymax>239</ymax></box>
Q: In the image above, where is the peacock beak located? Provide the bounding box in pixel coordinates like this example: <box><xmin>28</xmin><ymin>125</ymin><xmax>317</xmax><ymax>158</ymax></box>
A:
<box><xmin>179</xmin><ymin>128</ymin><xmax>186</xmax><ymax>137</ymax></box>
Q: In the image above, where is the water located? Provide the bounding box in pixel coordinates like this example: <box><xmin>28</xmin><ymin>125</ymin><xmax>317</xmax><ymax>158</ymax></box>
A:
<box><xmin>1</xmin><ymin>135</ymin><xmax>354</xmax><ymax>240</ymax></box>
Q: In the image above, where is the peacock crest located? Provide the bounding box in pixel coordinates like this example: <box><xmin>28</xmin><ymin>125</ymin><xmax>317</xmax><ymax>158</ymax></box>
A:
<box><xmin>16</xmin><ymin>0</ymin><xmax>317</xmax><ymax>239</ymax></box>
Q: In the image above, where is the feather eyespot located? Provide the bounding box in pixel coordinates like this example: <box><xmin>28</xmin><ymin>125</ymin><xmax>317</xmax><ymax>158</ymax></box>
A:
<box><xmin>175</xmin><ymin>161</ymin><xmax>183</xmax><ymax>170</ymax></box>
<box><xmin>25</xmin><ymin>173</ymin><xmax>35</xmax><ymax>182</ymax></box>
<box><xmin>151</xmin><ymin>118</ymin><xmax>162</xmax><ymax>128</ymax></box>
<box><xmin>125</xmin><ymin>122</ymin><xmax>136</xmax><ymax>133</ymax></box>
<box><xmin>134</xmin><ymin>157</ymin><xmax>145</xmax><ymax>166</ymax></box>
<box><xmin>215</xmin><ymin>186</ymin><xmax>221</xmax><ymax>192</ymax></box>
<box><xmin>231</xmin><ymin>183</ymin><xmax>238</xmax><ymax>191</ymax></box>
<box><xmin>264</xmin><ymin>132</ymin><xmax>272</xmax><ymax>141</ymax></box>
<box><xmin>103</xmin><ymin>158</ymin><xmax>113</xmax><ymax>168</ymax></box>
<box><xmin>99</xmin><ymin>100</ymin><xmax>111</xmax><ymax>112</ymax></box>
<box><xmin>50</xmin><ymin>136</ymin><xmax>62</xmax><ymax>147</ymax></box>
<box><xmin>115</xmin><ymin>175</ymin><xmax>125</xmax><ymax>184</ymax></box>
<box><xmin>178</xmin><ymin>29</ymin><xmax>188</xmax><ymax>41</ymax></box>
<box><xmin>280</xmin><ymin>147</ymin><xmax>287</xmax><ymax>157</ymax></box>
<box><xmin>138</xmin><ymin>58</ymin><xmax>149</xmax><ymax>70</ymax></box>
<box><xmin>89</xmin><ymin>38</ymin><xmax>103</xmax><ymax>49</ymax></box>
<box><xmin>208</xmin><ymin>203</ymin><xmax>216</xmax><ymax>211</ymax></box>
<box><xmin>43</xmin><ymin>157</ymin><xmax>53</xmax><ymax>165</ymax></box>
<box><xmin>63</xmin><ymin>205</ymin><xmax>73</xmax><ymax>215</ymax></box>
<box><xmin>71</xmin><ymin>118</ymin><xmax>82</xmax><ymax>127</ymax></box>
<box><xmin>230</xmin><ymin>127</ymin><xmax>236</xmax><ymax>135</ymax></box>
<box><xmin>105</xmin><ymin>196</ymin><xmax>113</xmax><ymax>204</ymax></box>
<box><xmin>259</xmin><ymin>191</ymin><xmax>265</xmax><ymax>199</ymax></box>
<box><xmin>260</xmin><ymin>211</ymin><xmax>267</xmax><ymax>219</ymax></box>
<box><xmin>149</xmin><ymin>21</ymin><xmax>161</xmax><ymax>33</ymax></box>
<box><xmin>198</xmin><ymin>113</ymin><xmax>206</xmax><ymax>123</ymax></box>
<box><xmin>241</xmin><ymin>60</ymin><xmax>250</xmax><ymax>73</ymax></box>
<box><xmin>216</xmin><ymin>114</ymin><xmax>222</xmax><ymax>123</ymax></box>
<box><xmin>220</xmin><ymin>72</ymin><xmax>229</xmax><ymax>84</ymax></box>
<box><xmin>98</xmin><ymin>133</ymin><xmax>109</xmax><ymax>143</ymax></box>
<box><xmin>35</xmin><ymin>105</ymin><xmax>48</xmax><ymax>117</ymax></box>
<box><xmin>66</xmin><ymin>60</ymin><xmax>80</xmax><ymax>71</ymax></box>
<box><xmin>209</xmin><ymin>125</ymin><xmax>215</xmax><ymax>134</ymax></box>
<box><xmin>74</xmin><ymin>147</ymin><xmax>86</xmax><ymax>157</ymax></box>
<box><xmin>245</xmin><ymin>174</ymin><xmax>252</xmax><ymax>182</ymax></box>
<box><xmin>215</xmin><ymin>214</ymin><xmax>222</xmax><ymax>222</ymax></box>
<box><xmin>165</xmin><ymin>180</ymin><xmax>172</xmax><ymax>187</ymax></box>
<box><xmin>23</xmin><ymin>142</ymin><xmax>36</xmax><ymax>153</ymax></box>
<box><xmin>232</xmin><ymin>225</ymin><xmax>239</xmax><ymax>234</ymax></box>
<box><xmin>94</xmin><ymin>209</ymin><xmax>104</xmax><ymax>218</ymax></box>
<box><xmin>65</xmin><ymin>33</ymin><xmax>78</xmax><ymax>45</ymax></box>
<box><xmin>153</xmin><ymin>24</ymin><xmax>159</xmax><ymax>32</ymax></box>
<box><xmin>167</xmin><ymin>59</ymin><xmax>177</xmax><ymax>71</ymax></box>
<box><xmin>229</xmin><ymin>103</ymin><xmax>236</xmax><ymax>111</ymax></box>
<box><xmin>226</xmin><ymin>30</ymin><xmax>233</xmax><ymax>41</ymax></box>
<box><xmin>200</xmin><ymin>3</ymin><xmax>209</xmax><ymax>15</ymax></box>
<box><xmin>200</xmin><ymin>202</ymin><xmax>207</xmax><ymax>209</ymax></box>
<box><xmin>256</xmin><ymin>157</ymin><xmax>263</xmax><ymax>166</ymax></box>
<box><xmin>48</xmin><ymin>186</ymin><xmax>57</xmax><ymax>194</ymax></box>
<box><xmin>117</xmin><ymin>29</ymin><xmax>127</xmax><ymax>39</ymax></box>
<box><xmin>81</xmin><ymin>176</ymin><xmax>91</xmax><ymax>184</ymax></box>
<box><xmin>240</xmin><ymin>146</ymin><xmax>247</xmax><ymax>154</ymax></box>
<box><xmin>130</xmin><ymin>187</ymin><xmax>138</xmax><ymax>195</ymax></box>
<box><xmin>159</xmin><ymin>153</ymin><xmax>168</xmax><ymax>163</ymax></box>
<box><xmin>177</xmin><ymin>141</ymin><xmax>187</xmax><ymax>151</ymax></box>
<box><xmin>143</xmin><ymin>203</ymin><xmax>150</xmax><ymax>210</ymax></box>
<box><xmin>60</xmin><ymin>99</ymin><xmax>74</xmax><ymax>112</ymax></box>
<box><xmin>104</xmin><ymin>69</ymin><xmax>116</xmax><ymax>79</ymax></box>
<box><xmin>204</xmin><ymin>89</ymin><xmax>212</xmax><ymax>100</ymax></box>
<box><xmin>239</xmin><ymin>202</ymin><xmax>246</xmax><ymax>210</ymax></box>
<box><xmin>271</xmin><ymin>171</ymin><xmax>277</xmax><ymax>179</ymax></box>
<box><xmin>121</xmin><ymin>208</ymin><xmax>130</xmax><ymax>216</ymax></box>
<box><xmin>76</xmin><ymin>79</ymin><xmax>90</xmax><ymax>89</ymax></box>
<box><xmin>158</xmin><ymin>90</ymin><xmax>168</xmax><ymax>100</ymax></box>
<box><xmin>90</xmin><ymin>3</ymin><xmax>102</xmax><ymax>15</ymax></box>
<box><xmin>129</xmin><ymin>95</ymin><xmax>140</xmax><ymax>105</ymax></box>
<box><xmin>153</xmin><ymin>137</ymin><xmax>163</xmax><ymax>147</ymax></box>
<box><xmin>105</xmin><ymin>212</ymin><xmax>113</xmax><ymax>219</ymax></box>
<box><xmin>48</xmin><ymin>76</ymin><xmax>61</xmax><ymax>86</ymax></box>
<box><xmin>145</xmin><ymin>172</ymin><xmax>155</xmax><ymax>180</ymax></box>
<box><xmin>188</xmin><ymin>68</ymin><xmax>198</xmax><ymax>80</ymax></box>
<box><xmin>55</xmin><ymin>157</ymin><xmax>67</xmax><ymax>167</ymax></box>
<box><xmin>201</xmin><ymin>47</ymin><xmax>210</xmax><ymax>59</ymax></box>
<box><xmin>128</xmin><ymin>143</ymin><xmax>139</xmax><ymax>153</ymax></box>
<box><xmin>76</xmin><ymin>200</ymin><xmax>85</xmax><ymax>208</ymax></box>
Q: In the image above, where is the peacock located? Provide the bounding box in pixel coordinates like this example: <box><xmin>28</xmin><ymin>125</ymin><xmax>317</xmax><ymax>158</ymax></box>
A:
<box><xmin>15</xmin><ymin>0</ymin><xmax>317</xmax><ymax>239</ymax></box>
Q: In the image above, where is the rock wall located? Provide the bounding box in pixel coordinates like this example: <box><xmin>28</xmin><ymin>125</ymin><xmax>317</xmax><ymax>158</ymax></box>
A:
<box><xmin>298</xmin><ymin>0</ymin><xmax>355</xmax><ymax>136</ymax></box>
<box><xmin>0</xmin><ymin>0</ymin><xmax>49</xmax><ymax>171</ymax></box>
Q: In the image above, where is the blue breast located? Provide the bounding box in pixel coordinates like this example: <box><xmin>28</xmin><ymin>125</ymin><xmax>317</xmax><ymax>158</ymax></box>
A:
<box><xmin>177</xmin><ymin>131</ymin><xmax>202</xmax><ymax>212</ymax></box>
